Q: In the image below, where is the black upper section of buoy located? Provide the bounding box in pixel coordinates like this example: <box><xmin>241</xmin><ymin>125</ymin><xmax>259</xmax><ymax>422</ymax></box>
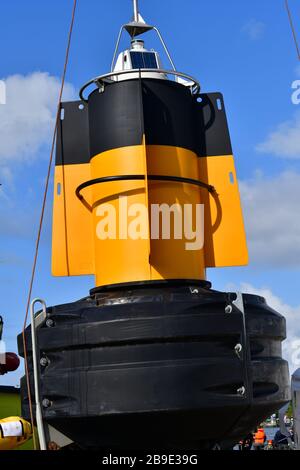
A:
<box><xmin>56</xmin><ymin>79</ymin><xmax>233</xmax><ymax>166</ymax></box>
<box><xmin>88</xmin><ymin>79</ymin><xmax>232</xmax><ymax>158</ymax></box>
<box><xmin>89</xmin><ymin>79</ymin><xmax>144</xmax><ymax>155</ymax></box>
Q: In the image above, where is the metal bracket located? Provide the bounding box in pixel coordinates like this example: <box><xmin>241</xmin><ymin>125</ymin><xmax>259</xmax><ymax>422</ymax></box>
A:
<box><xmin>30</xmin><ymin>298</ymin><xmax>48</xmax><ymax>450</ymax></box>
<box><xmin>47</xmin><ymin>425</ymin><xmax>74</xmax><ymax>449</ymax></box>
<box><xmin>232</xmin><ymin>292</ymin><xmax>245</xmax><ymax>314</ymax></box>
<box><xmin>232</xmin><ymin>292</ymin><xmax>252</xmax><ymax>400</ymax></box>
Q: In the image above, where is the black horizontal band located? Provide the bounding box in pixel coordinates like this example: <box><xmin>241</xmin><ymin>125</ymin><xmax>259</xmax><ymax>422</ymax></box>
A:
<box><xmin>76</xmin><ymin>174</ymin><xmax>216</xmax><ymax>201</ymax></box>
<box><xmin>56</xmin><ymin>86</ymin><xmax>232</xmax><ymax>167</ymax></box>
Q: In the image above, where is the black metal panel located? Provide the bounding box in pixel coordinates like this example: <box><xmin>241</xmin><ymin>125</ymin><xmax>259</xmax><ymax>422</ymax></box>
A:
<box><xmin>55</xmin><ymin>101</ymin><xmax>90</xmax><ymax>166</ymax></box>
<box><xmin>141</xmin><ymin>79</ymin><xmax>198</xmax><ymax>152</ymax></box>
<box><xmin>18</xmin><ymin>285</ymin><xmax>290</xmax><ymax>450</ymax></box>
<box><xmin>195</xmin><ymin>92</ymin><xmax>233</xmax><ymax>157</ymax></box>
<box><xmin>88</xmin><ymin>79</ymin><xmax>143</xmax><ymax>158</ymax></box>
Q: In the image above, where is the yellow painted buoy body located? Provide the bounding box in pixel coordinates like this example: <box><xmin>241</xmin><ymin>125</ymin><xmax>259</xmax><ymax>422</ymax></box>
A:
<box><xmin>52</xmin><ymin>80</ymin><xmax>247</xmax><ymax>288</ymax></box>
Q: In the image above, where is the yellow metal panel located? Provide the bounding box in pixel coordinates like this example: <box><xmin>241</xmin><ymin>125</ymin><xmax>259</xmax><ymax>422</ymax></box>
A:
<box><xmin>146</xmin><ymin>145</ymin><xmax>206</xmax><ymax>281</ymax></box>
<box><xmin>90</xmin><ymin>145</ymin><xmax>151</xmax><ymax>287</ymax></box>
<box><xmin>52</xmin><ymin>147</ymin><xmax>246</xmax><ymax>285</ymax></box>
<box><xmin>198</xmin><ymin>155</ymin><xmax>248</xmax><ymax>268</ymax></box>
<box><xmin>52</xmin><ymin>163</ymin><xmax>94</xmax><ymax>276</ymax></box>
<box><xmin>90</xmin><ymin>145</ymin><xmax>207</xmax><ymax>286</ymax></box>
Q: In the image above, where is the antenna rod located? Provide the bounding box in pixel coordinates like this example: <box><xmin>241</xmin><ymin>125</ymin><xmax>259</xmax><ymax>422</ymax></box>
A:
<box><xmin>133</xmin><ymin>0</ymin><xmax>139</xmax><ymax>22</ymax></box>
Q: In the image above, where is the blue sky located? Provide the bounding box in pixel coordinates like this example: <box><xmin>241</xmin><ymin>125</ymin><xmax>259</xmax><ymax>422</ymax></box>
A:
<box><xmin>1</xmin><ymin>0</ymin><xmax>300</xmax><ymax>385</ymax></box>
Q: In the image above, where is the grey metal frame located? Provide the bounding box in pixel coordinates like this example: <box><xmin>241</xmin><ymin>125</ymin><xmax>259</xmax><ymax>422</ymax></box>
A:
<box><xmin>111</xmin><ymin>24</ymin><xmax>176</xmax><ymax>73</ymax></box>
<box><xmin>79</xmin><ymin>68</ymin><xmax>201</xmax><ymax>102</ymax></box>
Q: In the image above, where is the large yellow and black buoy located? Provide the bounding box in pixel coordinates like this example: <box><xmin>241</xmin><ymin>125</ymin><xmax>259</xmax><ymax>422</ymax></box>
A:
<box><xmin>51</xmin><ymin>36</ymin><xmax>248</xmax><ymax>288</ymax></box>
<box><xmin>19</xmin><ymin>0</ymin><xmax>289</xmax><ymax>450</ymax></box>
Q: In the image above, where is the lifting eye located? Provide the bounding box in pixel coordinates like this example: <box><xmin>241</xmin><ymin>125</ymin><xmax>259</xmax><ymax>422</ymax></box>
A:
<box><xmin>229</xmin><ymin>172</ymin><xmax>235</xmax><ymax>184</ymax></box>
<box><xmin>57</xmin><ymin>183</ymin><xmax>62</xmax><ymax>195</ymax></box>
<box><xmin>60</xmin><ymin>108</ymin><xmax>65</xmax><ymax>120</ymax></box>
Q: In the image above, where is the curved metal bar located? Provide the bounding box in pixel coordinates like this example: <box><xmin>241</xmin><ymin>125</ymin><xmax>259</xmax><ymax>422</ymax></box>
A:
<box><xmin>79</xmin><ymin>69</ymin><xmax>201</xmax><ymax>101</ymax></box>
<box><xmin>153</xmin><ymin>27</ymin><xmax>176</xmax><ymax>71</ymax></box>
<box><xmin>111</xmin><ymin>25</ymin><xmax>126</xmax><ymax>72</ymax></box>
<box><xmin>76</xmin><ymin>174</ymin><xmax>216</xmax><ymax>202</ymax></box>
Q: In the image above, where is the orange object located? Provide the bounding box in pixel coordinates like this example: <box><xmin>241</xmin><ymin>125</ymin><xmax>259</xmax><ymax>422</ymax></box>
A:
<box><xmin>254</xmin><ymin>428</ymin><xmax>266</xmax><ymax>445</ymax></box>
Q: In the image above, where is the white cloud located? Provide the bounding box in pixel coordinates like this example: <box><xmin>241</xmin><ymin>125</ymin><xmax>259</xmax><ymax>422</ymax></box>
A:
<box><xmin>240</xmin><ymin>171</ymin><xmax>300</xmax><ymax>267</ymax></box>
<box><xmin>256</xmin><ymin>112</ymin><xmax>300</xmax><ymax>158</ymax></box>
<box><xmin>0</xmin><ymin>72</ymin><xmax>76</xmax><ymax>170</ymax></box>
<box><xmin>241</xmin><ymin>19</ymin><xmax>265</xmax><ymax>41</ymax></box>
<box><xmin>230</xmin><ymin>283</ymin><xmax>300</xmax><ymax>374</ymax></box>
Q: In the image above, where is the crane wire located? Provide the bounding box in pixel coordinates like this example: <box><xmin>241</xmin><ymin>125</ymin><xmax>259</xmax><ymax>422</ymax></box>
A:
<box><xmin>21</xmin><ymin>0</ymin><xmax>78</xmax><ymax>450</ymax></box>
<box><xmin>285</xmin><ymin>0</ymin><xmax>300</xmax><ymax>60</ymax></box>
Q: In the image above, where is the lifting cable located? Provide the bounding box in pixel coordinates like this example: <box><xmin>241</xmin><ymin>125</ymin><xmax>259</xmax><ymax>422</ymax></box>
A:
<box><xmin>285</xmin><ymin>0</ymin><xmax>300</xmax><ymax>60</ymax></box>
<box><xmin>21</xmin><ymin>0</ymin><xmax>78</xmax><ymax>450</ymax></box>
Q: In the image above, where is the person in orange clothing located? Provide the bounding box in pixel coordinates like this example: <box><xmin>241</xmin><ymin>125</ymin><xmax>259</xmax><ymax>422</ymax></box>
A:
<box><xmin>253</xmin><ymin>427</ymin><xmax>266</xmax><ymax>450</ymax></box>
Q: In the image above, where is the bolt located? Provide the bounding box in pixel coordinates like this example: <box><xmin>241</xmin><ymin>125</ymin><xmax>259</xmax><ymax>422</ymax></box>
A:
<box><xmin>40</xmin><ymin>357</ymin><xmax>49</xmax><ymax>367</ymax></box>
<box><xmin>46</xmin><ymin>319</ymin><xmax>55</xmax><ymax>328</ymax></box>
<box><xmin>225</xmin><ymin>305</ymin><xmax>233</xmax><ymax>314</ymax></box>
<box><xmin>191</xmin><ymin>288</ymin><xmax>199</xmax><ymax>294</ymax></box>
<box><xmin>234</xmin><ymin>343</ymin><xmax>243</xmax><ymax>358</ymax></box>
<box><xmin>42</xmin><ymin>398</ymin><xmax>52</xmax><ymax>408</ymax></box>
<box><xmin>237</xmin><ymin>386</ymin><xmax>246</xmax><ymax>397</ymax></box>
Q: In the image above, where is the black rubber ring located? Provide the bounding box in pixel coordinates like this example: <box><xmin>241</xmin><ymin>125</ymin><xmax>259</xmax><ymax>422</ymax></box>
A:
<box><xmin>76</xmin><ymin>174</ymin><xmax>216</xmax><ymax>200</ymax></box>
